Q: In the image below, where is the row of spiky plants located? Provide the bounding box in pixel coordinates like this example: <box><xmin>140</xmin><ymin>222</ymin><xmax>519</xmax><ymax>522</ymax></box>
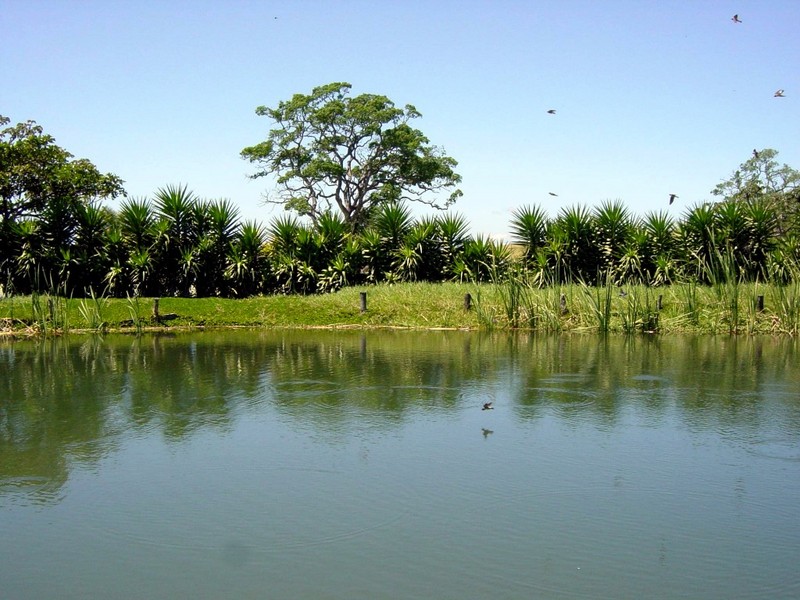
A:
<box><xmin>509</xmin><ymin>198</ymin><xmax>800</xmax><ymax>287</ymax></box>
<box><xmin>3</xmin><ymin>186</ymin><xmax>800</xmax><ymax>301</ymax></box>
<box><xmin>0</xmin><ymin>186</ymin><xmax>512</xmax><ymax>299</ymax></box>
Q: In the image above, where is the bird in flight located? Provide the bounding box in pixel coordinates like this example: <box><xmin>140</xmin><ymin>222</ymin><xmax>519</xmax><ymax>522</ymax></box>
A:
<box><xmin>731</xmin><ymin>14</ymin><xmax>742</xmax><ymax>23</ymax></box>
<box><xmin>775</xmin><ymin>89</ymin><xmax>786</xmax><ymax>97</ymax></box>
<box><xmin>548</xmin><ymin>192</ymin><xmax>558</xmax><ymax>197</ymax></box>
<box><xmin>547</xmin><ymin>109</ymin><xmax>556</xmax><ymax>115</ymax></box>
<box><xmin>669</xmin><ymin>194</ymin><xmax>678</xmax><ymax>205</ymax></box>
<box><xmin>482</xmin><ymin>402</ymin><xmax>494</xmax><ymax>411</ymax></box>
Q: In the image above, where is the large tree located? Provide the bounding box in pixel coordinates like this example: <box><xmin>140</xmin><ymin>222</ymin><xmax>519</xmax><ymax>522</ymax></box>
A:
<box><xmin>1</xmin><ymin>115</ymin><xmax>125</xmax><ymax>289</ymax></box>
<box><xmin>711</xmin><ymin>148</ymin><xmax>800</xmax><ymax>235</ymax></box>
<box><xmin>241</xmin><ymin>82</ymin><xmax>462</xmax><ymax>230</ymax></box>
<box><xmin>0</xmin><ymin>115</ymin><xmax>124</xmax><ymax>226</ymax></box>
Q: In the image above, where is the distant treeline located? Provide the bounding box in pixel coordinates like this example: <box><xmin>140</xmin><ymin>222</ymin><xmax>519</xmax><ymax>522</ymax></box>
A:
<box><xmin>1</xmin><ymin>183</ymin><xmax>799</xmax><ymax>299</ymax></box>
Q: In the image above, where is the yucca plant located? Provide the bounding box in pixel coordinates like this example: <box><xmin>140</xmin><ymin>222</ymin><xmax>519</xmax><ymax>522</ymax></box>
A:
<box><xmin>510</xmin><ymin>204</ymin><xmax>549</xmax><ymax>264</ymax></box>
<box><xmin>594</xmin><ymin>200</ymin><xmax>633</xmax><ymax>283</ymax></box>
<box><xmin>403</xmin><ymin>217</ymin><xmax>440</xmax><ymax>281</ymax></box>
<box><xmin>117</xmin><ymin>197</ymin><xmax>156</xmax><ymax>252</ymax></box>
<box><xmin>193</xmin><ymin>199</ymin><xmax>241</xmax><ymax>296</ymax></box>
<box><xmin>225</xmin><ymin>221</ymin><xmax>267</xmax><ymax>297</ymax></box>
<box><xmin>436</xmin><ymin>213</ymin><xmax>470</xmax><ymax>279</ymax></box>
<box><xmin>317</xmin><ymin>254</ymin><xmax>350</xmax><ymax>293</ymax></box>
<box><xmin>372</xmin><ymin>202</ymin><xmax>413</xmax><ymax>276</ymax></box>
<box><xmin>314</xmin><ymin>211</ymin><xmax>350</xmax><ymax>267</ymax></box>
<box><xmin>676</xmin><ymin>203</ymin><xmax>717</xmax><ymax>283</ymax></box>
<box><xmin>153</xmin><ymin>185</ymin><xmax>199</xmax><ymax>296</ymax></box>
<box><xmin>551</xmin><ymin>205</ymin><xmax>597</xmax><ymax>284</ymax></box>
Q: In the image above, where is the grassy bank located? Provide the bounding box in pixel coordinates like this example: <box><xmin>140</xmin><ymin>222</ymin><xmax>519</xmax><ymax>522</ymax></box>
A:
<box><xmin>2</xmin><ymin>280</ymin><xmax>800</xmax><ymax>337</ymax></box>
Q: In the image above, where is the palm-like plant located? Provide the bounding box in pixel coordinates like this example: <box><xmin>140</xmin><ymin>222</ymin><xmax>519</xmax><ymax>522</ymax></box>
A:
<box><xmin>461</xmin><ymin>236</ymin><xmax>510</xmax><ymax>282</ymax></box>
<box><xmin>551</xmin><ymin>205</ymin><xmax>597</xmax><ymax>283</ymax></box>
<box><xmin>594</xmin><ymin>200</ymin><xmax>632</xmax><ymax>282</ymax></box>
<box><xmin>193</xmin><ymin>199</ymin><xmax>241</xmax><ymax>296</ymax></box>
<box><xmin>510</xmin><ymin>204</ymin><xmax>549</xmax><ymax>263</ymax></box>
<box><xmin>128</xmin><ymin>248</ymin><xmax>152</xmax><ymax>296</ymax></box>
<box><xmin>436</xmin><ymin>213</ymin><xmax>470</xmax><ymax>279</ymax></box>
<box><xmin>72</xmin><ymin>202</ymin><xmax>111</xmax><ymax>294</ymax></box>
<box><xmin>314</xmin><ymin>211</ymin><xmax>349</xmax><ymax>268</ymax></box>
<box><xmin>741</xmin><ymin>199</ymin><xmax>778</xmax><ymax>280</ymax></box>
<box><xmin>403</xmin><ymin>217</ymin><xmax>440</xmax><ymax>281</ymax></box>
<box><xmin>13</xmin><ymin>219</ymin><xmax>43</xmax><ymax>293</ymax></box>
<box><xmin>372</xmin><ymin>201</ymin><xmax>413</xmax><ymax>257</ymax></box>
<box><xmin>676</xmin><ymin>203</ymin><xmax>717</xmax><ymax>282</ymax></box>
<box><xmin>118</xmin><ymin>197</ymin><xmax>156</xmax><ymax>252</ymax></box>
<box><xmin>267</xmin><ymin>216</ymin><xmax>318</xmax><ymax>294</ymax></box>
<box><xmin>225</xmin><ymin>221</ymin><xmax>267</xmax><ymax>297</ymax></box>
<box><xmin>269</xmin><ymin>215</ymin><xmax>302</xmax><ymax>257</ymax></box>
<box><xmin>355</xmin><ymin>228</ymin><xmax>382</xmax><ymax>283</ymax></box>
<box><xmin>153</xmin><ymin>185</ymin><xmax>198</xmax><ymax>296</ymax></box>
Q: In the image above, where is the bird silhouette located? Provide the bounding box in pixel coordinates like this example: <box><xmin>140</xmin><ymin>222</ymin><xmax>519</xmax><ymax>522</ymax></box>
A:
<box><xmin>547</xmin><ymin>109</ymin><xmax>556</xmax><ymax>114</ymax></box>
<box><xmin>482</xmin><ymin>402</ymin><xmax>494</xmax><ymax>411</ymax></box>
<box><xmin>753</xmin><ymin>149</ymin><xmax>760</xmax><ymax>159</ymax></box>
<box><xmin>774</xmin><ymin>89</ymin><xmax>785</xmax><ymax>97</ymax></box>
<box><xmin>548</xmin><ymin>192</ymin><xmax>558</xmax><ymax>197</ymax></box>
<box><xmin>669</xmin><ymin>194</ymin><xmax>678</xmax><ymax>205</ymax></box>
<box><xmin>731</xmin><ymin>14</ymin><xmax>742</xmax><ymax>23</ymax></box>
<box><xmin>481</xmin><ymin>428</ymin><xmax>494</xmax><ymax>438</ymax></box>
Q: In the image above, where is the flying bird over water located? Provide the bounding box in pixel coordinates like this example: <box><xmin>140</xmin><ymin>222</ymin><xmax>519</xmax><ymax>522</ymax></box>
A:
<box><xmin>731</xmin><ymin>14</ymin><xmax>742</xmax><ymax>23</ymax></box>
<box><xmin>669</xmin><ymin>194</ymin><xmax>678</xmax><ymax>205</ymax></box>
<box><xmin>547</xmin><ymin>109</ymin><xmax>556</xmax><ymax>114</ymax></box>
<box><xmin>482</xmin><ymin>402</ymin><xmax>494</xmax><ymax>411</ymax></box>
<box><xmin>774</xmin><ymin>89</ymin><xmax>785</xmax><ymax>97</ymax></box>
<box><xmin>548</xmin><ymin>192</ymin><xmax>558</xmax><ymax>197</ymax></box>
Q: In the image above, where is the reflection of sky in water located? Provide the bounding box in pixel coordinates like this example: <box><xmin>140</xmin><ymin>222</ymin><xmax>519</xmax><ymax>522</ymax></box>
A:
<box><xmin>1</xmin><ymin>331</ymin><xmax>799</xmax><ymax>599</ymax></box>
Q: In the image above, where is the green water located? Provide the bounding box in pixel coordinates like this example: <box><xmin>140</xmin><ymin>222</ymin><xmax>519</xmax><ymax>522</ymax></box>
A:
<box><xmin>1</xmin><ymin>331</ymin><xmax>799</xmax><ymax>599</ymax></box>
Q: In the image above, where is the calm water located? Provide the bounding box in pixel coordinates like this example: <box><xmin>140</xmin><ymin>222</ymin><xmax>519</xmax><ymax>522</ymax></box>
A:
<box><xmin>1</xmin><ymin>330</ymin><xmax>799</xmax><ymax>599</ymax></box>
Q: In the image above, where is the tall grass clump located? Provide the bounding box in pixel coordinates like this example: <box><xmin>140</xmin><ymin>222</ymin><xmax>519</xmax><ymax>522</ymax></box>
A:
<box><xmin>125</xmin><ymin>294</ymin><xmax>145</xmax><ymax>334</ymax></box>
<box><xmin>78</xmin><ymin>287</ymin><xmax>108</xmax><ymax>332</ymax></box>
<box><xmin>769</xmin><ymin>278</ymin><xmax>800</xmax><ymax>335</ymax></box>
<box><xmin>705</xmin><ymin>248</ymin><xmax>741</xmax><ymax>334</ymax></box>
<box><xmin>580</xmin><ymin>275</ymin><xmax>613</xmax><ymax>333</ymax></box>
<box><xmin>495</xmin><ymin>267</ymin><xmax>537</xmax><ymax>329</ymax></box>
<box><xmin>620</xmin><ymin>287</ymin><xmax>660</xmax><ymax>334</ymax></box>
<box><xmin>31</xmin><ymin>290</ymin><xmax>70</xmax><ymax>335</ymax></box>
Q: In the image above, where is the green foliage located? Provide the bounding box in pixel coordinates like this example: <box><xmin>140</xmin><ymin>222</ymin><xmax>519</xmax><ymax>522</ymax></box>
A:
<box><xmin>241</xmin><ymin>82</ymin><xmax>462</xmax><ymax>229</ymax></box>
<box><xmin>1</xmin><ymin>115</ymin><xmax>124</xmax><ymax>294</ymax></box>
<box><xmin>712</xmin><ymin>148</ymin><xmax>800</xmax><ymax>235</ymax></box>
<box><xmin>510</xmin><ymin>204</ymin><xmax>548</xmax><ymax>261</ymax></box>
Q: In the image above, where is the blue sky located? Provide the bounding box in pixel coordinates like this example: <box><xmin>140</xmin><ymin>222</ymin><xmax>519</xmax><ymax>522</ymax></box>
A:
<box><xmin>2</xmin><ymin>0</ymin><xmax>798</xmax><ymax>238</ymax></box>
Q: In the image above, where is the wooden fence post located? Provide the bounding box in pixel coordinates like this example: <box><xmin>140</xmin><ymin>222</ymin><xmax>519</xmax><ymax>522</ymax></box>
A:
<box><xmin>360</xmin><ymin>292</ymin><xmax>367</xmax><ymax>313</ymax></box>
<box><xmin>560</xmin><ymin>293</ymin><xmax>568</xmax><ymax>315</ymax></box>
<box><xmin>153</xmin><ymin>298</ymin><xmax>160</xmax><ymax>320</ymax></box>
<box><xmin>464</xmin><ymin>293</ymin><xmax>472</xmax><ymax>311</ymax></box>
<box><xmin>657</xmin><ymin>295</ymin><xmax>663</xmax><ymax>311</ymax></box>
<box><xmin>757</xmin><ymin>295</ymin><xmax>764</xmax><ymax>312</ymax></box>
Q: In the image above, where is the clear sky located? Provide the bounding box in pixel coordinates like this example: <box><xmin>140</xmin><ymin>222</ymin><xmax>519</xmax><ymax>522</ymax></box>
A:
<box><xmin>2</xmin><ymin>0</ymin><xmax>798</xmax><ymax>239</ymax></box>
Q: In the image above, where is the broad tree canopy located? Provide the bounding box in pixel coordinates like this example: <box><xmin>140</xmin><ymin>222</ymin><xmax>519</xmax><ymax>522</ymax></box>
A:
<box><xmin>712</xmin><ymin>148</ymin><xmax>800</xmax><ymax>234</ymax></box>
<box><xmin>0</xmin><ymin>115</ymin><xmax>125</xmax><ymax>226</ymax></box>
<box><xmin>241</xmin><ymin>82</ymin><xmax>462</xmax><ymax>230</ymax></box>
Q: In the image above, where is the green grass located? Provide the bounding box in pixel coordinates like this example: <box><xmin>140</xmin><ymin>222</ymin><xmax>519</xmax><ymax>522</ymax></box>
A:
<box><xmin>2</xmin><ymin>281</ymin><xmax>800</xmax><ymax>336</ymax></box>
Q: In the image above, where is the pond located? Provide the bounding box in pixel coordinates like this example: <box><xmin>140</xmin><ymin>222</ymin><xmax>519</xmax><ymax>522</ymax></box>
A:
<box><xmin>1</xmin><ymin>330</ymin><xmax>800</xmax><ymax>599</ymax></box>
